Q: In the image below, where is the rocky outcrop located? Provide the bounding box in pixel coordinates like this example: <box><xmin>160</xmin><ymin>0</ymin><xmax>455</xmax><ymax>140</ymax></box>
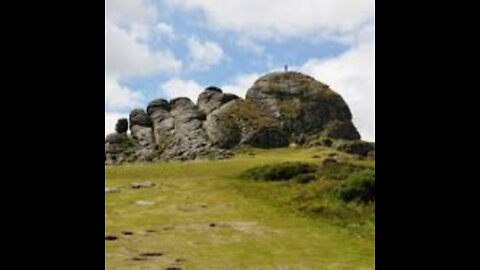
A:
<box><xmin>246</xmin><ymin>72</ymin><xmax>360</xmax><ymax>140</ymax></box>
<box><xmin>105</xmin><ymin>71</ymin><xmax>372</xmax><ymax>164</ymax></box>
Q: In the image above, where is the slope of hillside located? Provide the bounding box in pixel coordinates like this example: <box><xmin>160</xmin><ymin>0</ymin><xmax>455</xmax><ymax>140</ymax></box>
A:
<box><xmin>105</xmin><ymin>147</ymin><xmax>375</xmax><ymax>270</ymax></box>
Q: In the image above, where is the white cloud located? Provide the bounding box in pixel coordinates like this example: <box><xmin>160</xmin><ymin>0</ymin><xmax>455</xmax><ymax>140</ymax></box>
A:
<box><xmin>105</xmin><ymin>19</ymin><xmax>182</xmax><ymax>78</ymax></box>
<box><xmin>222</xmin><ymin>73</ymin><xmax>259</xmax><ymax>98</ymax></box>
<box><xmin>105</xmin><ymin>0</ymin><xmax>156</xmax><ymax>25</ymax></box>
<box><xmin>299</xmin><ymin>38</ymin><xmax>375</xmax><ymax>141</ymax></box>
<box><xmin>187</xmin><ymin>37</ymin><xmax>224</xmax><ymax>70</ymax></box>
<box><xmin>236</xmin><ymin>37</ymin><xmax>264</xmax><ymax>55</ymax></box>
<box><xmin>105</xmin><ymin>75</ymin><xmax>144</xmax><ymax>111</ymax></box>
<box><xmin>161</xmin><ymin>78</ymin><xmax>204</xmax><ymax>102</ymax></box>
<box><xmin>105</xmin><ymin>111</ymin><xmax>129</xmax><ymax>137</ymax></box>
<box><xmin>157</xmin><ymin>22</ymin><xmax>175</xmax><ymax>39</ymax></box>
<box><xmin>167</xmin><ymin>0</ymin><xmax>374</xmax><ymax>42</ymax></box>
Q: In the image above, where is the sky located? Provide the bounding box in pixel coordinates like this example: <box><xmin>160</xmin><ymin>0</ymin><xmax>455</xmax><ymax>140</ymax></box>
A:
<box><xmin>105</xmin><ymin>0</ymin><xmax>375</xmax><ymax>141</ymax></box>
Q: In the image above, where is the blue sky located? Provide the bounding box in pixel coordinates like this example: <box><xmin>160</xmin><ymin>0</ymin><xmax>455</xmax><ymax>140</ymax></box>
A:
<box><xmin>106</xmin><ymin>0</ymin><xmax>375</xmax><ymax>141</ymax></box>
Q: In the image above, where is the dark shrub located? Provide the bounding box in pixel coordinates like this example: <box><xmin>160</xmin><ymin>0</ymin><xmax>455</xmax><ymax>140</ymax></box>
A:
<box><xmin>293</xmin><ymin>173</ymin><xmax>318</xmax><ymax>184</ymax></box>
<box><xmin>335</xmin><ymin>170</ymin><xmax>375</xmax><ymax>203</ymax></box>
<box><xmin>241</xmin><ymin>162</ymin><xmax>318</xmax><ymax>181</ymax></box>
<box><xmin>334</xmin><ymin>140</ymin><xmax>375</xmax><ymax>157</ymax></box>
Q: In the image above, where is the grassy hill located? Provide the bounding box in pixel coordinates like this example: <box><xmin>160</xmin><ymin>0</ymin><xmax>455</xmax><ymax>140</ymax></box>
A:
<box><xmin>105</xmin><ymin>147</ymin><xmax>375</xmax><ymax>270</ymax></box>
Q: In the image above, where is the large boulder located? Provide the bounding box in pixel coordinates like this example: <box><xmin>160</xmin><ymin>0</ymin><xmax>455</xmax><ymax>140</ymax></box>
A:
<box><xmin>147</xmin><ymin>98</ymin><xmax>171</xmax><ymax>114</ymax></box>
<box><xmin>147</xmin><ymin>99</ymin><xmax>174</xmax><ymax>152</ymax></box>
<box><xmin>129</xmin><ymin>108</ymin><xmax>152</xmax><ymax>128</ymax></box>
<box><xmin>197</xmin><ymin>87</ymin><xmax>239</xmax><ymax>115</ymax></box>
<box><xmin>170</xmin><ymin>97</ymin><xmax>205</xmax><ymax>123</ymax></box>
<box><xmin>204</xmin><ymin>99</ymin><xmax>289</xmax><ymax>149</ymax></box>
<box><xmin>129</xmin><ymin>109</ymin><xmax>155</xmax><ymax>161</ymax></box>
<box><xmin>115</xmin><ymin>118</ymin><xmax>128</xmax><ymax>134</ymax></box>
<box><xmin>246</xmin><ymin>72</ymin><xmax>360</xmax><ymax>140</ymax></box>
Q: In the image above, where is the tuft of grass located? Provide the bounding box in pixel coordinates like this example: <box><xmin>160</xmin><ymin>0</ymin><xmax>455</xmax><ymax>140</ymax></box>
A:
<box><xmin>292</xmin><ymin>173</ymin><xmax>317</xmax><ymax>183</ymax></box>
<box><xmin>240</xmin><ymin>162</ymin><xmax>318</xmax><ymax>181</ymax></box>
<box><xmin>321</xmin><ymin>161</ymin><xmax>369</xmax><ymax>180</ymax></box>
<box><xmin>335</xmin><ymin>170</ymin><xmax>375</xmax><ymax>203</ymax></box>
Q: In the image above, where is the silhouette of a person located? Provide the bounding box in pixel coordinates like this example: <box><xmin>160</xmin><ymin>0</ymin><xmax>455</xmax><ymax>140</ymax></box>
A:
<box><xmin>284</xmin><ymin>65</ymin><xmax>288</xmax><ymax>72</ymax></box>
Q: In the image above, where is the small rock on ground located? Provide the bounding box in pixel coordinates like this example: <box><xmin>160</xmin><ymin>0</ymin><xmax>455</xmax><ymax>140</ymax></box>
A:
<box><xmin>140</xmin><ymin>252</ymin><xmax>164</xmax><ymax>257</ymax></box>
<box><xmin>130</xmin><ymin>181</ymin><xmax>155</xmax><ymax>189</ymax></box>
<box><xmin>105</xmin><ymin>235</ymin><xmax>118</xmax><ymax>241</ymax></box>
<box><xmin>136</xmin><ymin>200</ymin><xmax>155</xmax><ymax>206</ymax></box>
<box><xmin>105</xmin><ymin>187</ymin><xmax>119</xmax><ymax>193</ymax></box>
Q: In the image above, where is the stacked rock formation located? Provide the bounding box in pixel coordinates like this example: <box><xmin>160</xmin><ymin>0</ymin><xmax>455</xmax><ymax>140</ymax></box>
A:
<box><xmin>105</xmin><ymin>71</ymin><xmax>374</xmax><ymax>164</ymax></box>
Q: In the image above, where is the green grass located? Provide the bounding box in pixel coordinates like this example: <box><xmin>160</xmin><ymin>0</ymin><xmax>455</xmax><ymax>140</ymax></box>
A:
<box><xmin>106</xmin><ymin>147</ymin><xmax>375</xmax><ymax>270</ymax></box>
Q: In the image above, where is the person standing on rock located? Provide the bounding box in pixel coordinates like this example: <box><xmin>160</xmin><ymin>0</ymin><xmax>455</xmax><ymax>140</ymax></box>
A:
<box><xmin>284</xmin><ymin>65</ymin><xmax>288</xmax><ymax>72</ymax></box>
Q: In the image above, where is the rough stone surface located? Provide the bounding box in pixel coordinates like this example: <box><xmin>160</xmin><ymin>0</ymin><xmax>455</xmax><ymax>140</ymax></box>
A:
<box><xmin>246</xmin><ymin>72</ymin><xmax>360</xmax><ymax>140</ymax></box>
<box><xmin>115</xmin><ymin>118</ymin><xmax>128</xmax><ymax>134</ymax></box>
<box><xmin>129</xmin><ymin>109</ymin><xmax>155</xmax><ymax>161</ymax></box>
<box><xmin>197</xmin><ymin>87</ymin><xmax>239</xmax><ymax>115</ymax></box>
<box><xmin>204</xmin><ymin>99</ymin><xmax>288</xmax><ymax>149</ymax></box>
<box><xmin>105</xmin><ymin>133</ymin><xmax>135</xmax><ymax>165</ymax></box>
<box><xmin>105</xmin><ymin>71</ymin><xmax>368</xmax><ymax>164</ymax></box>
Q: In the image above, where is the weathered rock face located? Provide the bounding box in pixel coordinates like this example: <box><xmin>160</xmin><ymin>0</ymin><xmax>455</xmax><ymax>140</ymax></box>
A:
<box><xmin>160</xmin><ymin>97</ymin><xmax>216</xmax><ymax>160</ymax></box>
<box><xmin>105</xmin><ymin>133</ymin><xmax>134</xmax><ymax>164</ymax></box>
<box><xmin>197</xmin><ymin>88</ymin><xmax>239</xmax><ymax>115</ymax></box>
<box><xmin>105</xmin><ymin>71</ymin><xmax>371</xmax><ymax>164</ymax></box>
<box><xmin>147</xmin><ymin>99</ymin><xmax>174</xmax><ymax>152</ymax></box>
<box><xmin>246</xmin><ymin>72</ymin><xmax>360</xmax><ymax>140</ymax></box>
<box><xmin>204</xmin><ymin>99</ymin><xmax>288</xmax><ymax>149</ymax></box>
<box><xmin>129</xmin><ymin>109</ymin><xmax>155</xmax><ymax>161</ymax></box>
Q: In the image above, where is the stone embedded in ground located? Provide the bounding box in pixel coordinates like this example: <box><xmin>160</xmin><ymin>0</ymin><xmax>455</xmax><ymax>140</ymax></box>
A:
<box><xmin>130</xmin><ymin>181</ymin><xmax>155</xmax><ymax>189</ymax></box>
<box><xmin>175</xmin><ymin>258</ymin><xmax>187</xmax><ymax>263</ymax></box>
<box><xmin>145</xmin><ymin>229</ymin><xmax>157</xmax><ymax>233</ymax></box>
<box><xmin>105</xmin><ymin>187</ymin><xmax>119</xmax><ymax>193</ymax></box>
<box><xmin>121</xmin><ymin>231</ymin><xmax>133</xmax><ymax>235</ymax></box>
<box><xmin>136</xmin><ymin>200</ymin><xmax>155</xmax><ymax>206</ymax></box>
<box><xmin>132</xmin><ymin>257</ymin><xmax>148</xmax><ymax>261</ymax></box>
<box><xmin>139</xmin><ymin>252</ymin><xmax>164</xmax><ymax>257</ymax></box>
<box><xmin>105</xmin><ymin>235</ymin><xmax>118</xmax><ymax>241</ymax></box>
<box><xmin>209</xmin><ymin>223</ymin><xmax>217</xmax><ymax>227</ymax></box>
